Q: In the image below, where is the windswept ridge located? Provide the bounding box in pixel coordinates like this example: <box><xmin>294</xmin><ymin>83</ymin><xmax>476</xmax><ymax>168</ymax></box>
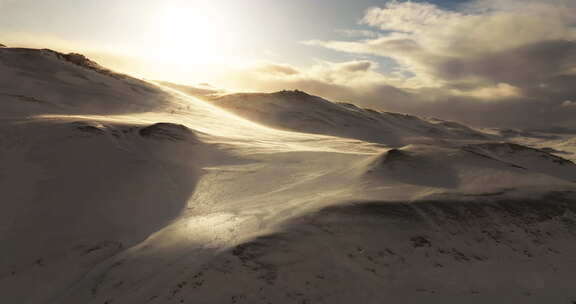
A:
<box><xmin>209</xmin><ymin>90</ymin><xmax>492</xmax><ymax>146</ymax></box>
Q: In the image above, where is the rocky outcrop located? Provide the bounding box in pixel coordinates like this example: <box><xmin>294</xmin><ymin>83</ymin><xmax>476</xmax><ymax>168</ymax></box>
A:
<box><xmin>139</xmin><ymin>123</ymin><xmax>197</xmax><ymax>142</ymax></box>
<box><xmin>48</xmin><ymin>50</ymin><xmax>128</xmax><ymax>80</ymax></box>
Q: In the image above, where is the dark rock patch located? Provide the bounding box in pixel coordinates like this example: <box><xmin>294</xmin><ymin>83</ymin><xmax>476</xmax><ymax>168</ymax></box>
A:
<box><xmin>46</xmin><ymin>50</ymin><xmax>128</xmax><ymax>80</ymax></box>
<box><xmin>381</xmin><ymin>149</ymin><xmax>411</xmax><ymax>164</ymax></box>
<box><xmin>411</xmin><ymin>236</ymin><xmax>432</xmax><ymax>248</ymax></box>
<box><xmin>540</xmin><ymin>147</ymin><xmax>573</xmax><ymax>155</ymax></box>
<box><xmin>465</xmin><ymin>142</ymin><xmax>575</xmax><ymax>166</ymax></box>
<box><xmin>1</xmin><ymin>93</ymin><xmax>44</xmax><ymax>103</ymax></box>
<box><xmin>139</xmin><ymin>123</ymin><xmax>196</xmax><ymax>142</ymax></box>
<box><xmin>69</xmin><ymin>121</ymin><xmax>107</xmax><ymax>135</ymax></box>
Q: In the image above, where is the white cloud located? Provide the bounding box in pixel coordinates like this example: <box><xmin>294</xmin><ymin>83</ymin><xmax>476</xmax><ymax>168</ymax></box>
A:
<box><xmin>335</xmin><ymin>29</ymin><xmax>382</xmax><ymax>39</ymax></box>
<box><xmin>225</xmin><ymin>60</ymin><xmax>394</xmax><ymax>89</ymax></box>
<box><xmin>308</xmin><ymin>0</ymin><xmax>576</xmax><ymax>90</ymax></box>
<box><xmin>362</xmin><ymin>1</ymin><xmax>460</xmax><ymax>34</ymax></box>
<box><xmin>0</xmin><ymin>0</ymin><xmax>17</xmax><ymax>8</ymax></box>
<box><xmin>451</xmin><ymin>83</ymin><xmax>522</xmax><ymax>100</ymax></box>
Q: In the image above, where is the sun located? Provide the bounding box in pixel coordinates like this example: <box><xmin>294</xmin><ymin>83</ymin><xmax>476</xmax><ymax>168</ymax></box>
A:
<box><xmin>148</xmin><ymin>3</ymin><xmax>233</xmax><ymax>65</ymax></box>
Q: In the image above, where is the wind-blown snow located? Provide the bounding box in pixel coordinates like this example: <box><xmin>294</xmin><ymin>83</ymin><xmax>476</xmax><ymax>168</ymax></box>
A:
<box><xmin>1</xmin><ymin>47</ymin><xmax>576</xmax><ymax>304</ymax></box>
<box><xmin>208</xmin><ymin>90</ymin><xmax>492</xmax><ymax>146</ymax></box>
<box><xmin>0</xmin><ymin>48</ymin><xmax>170</xmax><ymax>116</ymax></box>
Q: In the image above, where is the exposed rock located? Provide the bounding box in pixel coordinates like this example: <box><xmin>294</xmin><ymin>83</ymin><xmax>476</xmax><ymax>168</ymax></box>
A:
<box><xmin>381</xmin><ymin>148</ymin><xmax>410</xmax><ymax>164</ymax></box>
<box><xmin>2</xmin><ymin>93</ymin><xmax>44</xmax><ymax>103</ymax></box>
<box><xmin>45</xmin><ymin>49</ymin><xmax>128</xmax><ymax>80</ymax></box>
<box><xmin>69</xmin><ymin>122</ymin><xmax>108</xmax><ymax>135</ymax></box>
<box><xmin>464</xmin><ymin>142</ymin><xmax>575</xmax><ymax>166</ymax></box>
<box><xmin>540</xmin><ymin>147</ymin><xmax>573</xmax><ymax>155</ymax></box>
<box><xmin>410</xmin><ymin>236</ymin><xmax>432</xmax><ymax>248</ymax></box>
<box><xmin>139</xmin><ymin>123</ymin><xmax>196</xmax><ymax>141</ymax></box>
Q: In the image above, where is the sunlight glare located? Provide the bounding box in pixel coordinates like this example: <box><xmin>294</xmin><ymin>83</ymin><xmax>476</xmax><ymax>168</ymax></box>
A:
<box><xmin>148</xmin><ymin>2</ymin><xmax>234</xmax><ymax>65</ymax></box>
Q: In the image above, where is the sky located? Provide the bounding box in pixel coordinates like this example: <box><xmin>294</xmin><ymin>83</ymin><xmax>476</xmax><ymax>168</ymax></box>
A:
<box><xmin>1</xmin><ymin>0</ymin><xmax>576</xmax><ymax>128</ymax></box>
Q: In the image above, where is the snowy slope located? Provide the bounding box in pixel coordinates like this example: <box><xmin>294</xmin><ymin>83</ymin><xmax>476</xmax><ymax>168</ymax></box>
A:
<box><xmin>1</xmin><ymin>47</ymin><xmax>576</xmax><ymax>304</ymax></box>
<box><xmin>71</xmin><ymin>192</ymin><xmax>576</xmax><ymax>304</ymax></box>
<box><xmin>155</xmin><ymin>81</ymin><xmax>226</xmax><ymax>98</ymax></box>
<box><xmin>0</xmin><ymin>48</ymin><xmax>171</xmax><ymax>116</ymax></box>
<box><xmin>364</xmin><ymin>144</ymin><xmax>576</xmax><ymax>196</ymax></box>
<box><xmin>498</xmin><ymin>128</ymin><xmax>576</xmax><ymax>163</ymax></box>
<box><xmin>0</xmin><ymin>117</ymin><xmax>219</xmax><ymax>302</ymax></box>
<box><xmin>209</xmin><ymin>90</ymin><xmax>492</xmax><ymax>146</ymax></box>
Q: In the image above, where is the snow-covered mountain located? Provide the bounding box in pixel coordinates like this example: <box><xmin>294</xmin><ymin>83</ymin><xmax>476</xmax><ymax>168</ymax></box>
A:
<box><xmin>0</xmin><ymin>47</ymin><xmax>171</xmax><ymax>116</ymax></box>
<box><xmin>1</xmin><ymin>47</ymin><xmax>576</xmax><ymax>304</ymax></box>
<box><xmin>208</xmin><ymin>90</ymin><xmax>492</xmax><ymax>147</ymax></box>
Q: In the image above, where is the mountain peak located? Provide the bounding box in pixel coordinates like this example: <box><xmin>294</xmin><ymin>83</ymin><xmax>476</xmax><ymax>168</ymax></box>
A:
<box><xmin>46</xmin><ymin>49</ymin><xmax>127</xmax><ymax>80</ymax></box>
<box><xmin>272</xmin><ymin>89</ymin><xmax>312</xmax><ymax>97</ymax></box>
<box><xmin>0</xmin><ymin>46</ymin><xmax>169</xmax><ymax>116</ymax></box>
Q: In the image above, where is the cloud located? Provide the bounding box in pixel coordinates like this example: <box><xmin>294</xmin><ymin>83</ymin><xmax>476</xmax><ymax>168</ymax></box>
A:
<box><xmin>220</xmin><ymin>60</ymin><xmax>411</xmax><ymax>109</ymax></box>
<box><xmin>251</xmin><ymin>62</ymin><xmax>300</xmax><ymax>76</ymax></box>
<box><xmin>0</xmin><ymin>0</ymin><xmax>17</xmax><ymax>8</ymax></box>
<box><xmin>296</xmin><ymin>0</ymin><xmax>576</xmax><ymax>127</ymax></box>
<box><xmin>332</xmin><ymin>60</ymin><xmax>373</xmax><ymax>73</ymax></box>
<box><xmin>335</xmin><ymin>29</ymin><xmax>382</xmax><ymax>39</ymax></box>
<box><xmin>450</xmin><ymin>83</ymin><xmax>522</xmax><ymax>100</ymax></box>
<box><xmin>362</xmin><ymin>1</ymin><xmax>458</xmax><ymax>34</ymax></box>
<box><xmin>361</xmin><ymin>0</ymin><xmax>576</xmax><ymax>54</ymax></box>
<box><xmin>239</xmin><ymin>60</ymin><xmax>390</xmax><ymax>87</ymax></box>
<box><xmin>308</xmin><ymin>1</ymin><xmax>576</xmax><ymax>87</ymax></box>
